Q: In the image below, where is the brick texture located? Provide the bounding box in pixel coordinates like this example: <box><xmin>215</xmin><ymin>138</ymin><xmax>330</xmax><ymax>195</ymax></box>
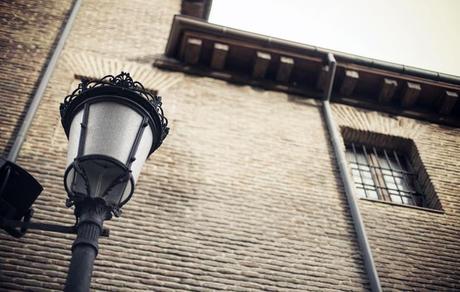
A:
<box><xmin>64</xmin><ymin>0</ymin><xmax>180</xmax><ymax>62</ymax></box>
<box><xmin>0</xmin><ymin>0</ymin><xmax>73</xmax><ymax>155</ymax></box>
<box><xmin>0</xmin><ymin>0</ymin><xmax>459</xmax><ymax>291</ymax></box>
<box><xmin>333</xmin><ymin>104</ymin><xmax>460</xmax><ymax>291</ymax></box>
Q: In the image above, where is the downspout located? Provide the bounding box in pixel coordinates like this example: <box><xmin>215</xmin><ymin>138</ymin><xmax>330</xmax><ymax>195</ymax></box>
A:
<box><xmin>321</xmin><ymin>53</ymin><xmax>382</xmax><ymax>292</ymax></box>
<box><xmin>7</xmin><ymin>0</ymin><xmax>82</xmax><ymax>162</ymax></box>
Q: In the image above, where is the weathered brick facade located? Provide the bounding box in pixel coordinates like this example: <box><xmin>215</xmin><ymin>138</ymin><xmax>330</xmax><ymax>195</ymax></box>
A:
<box><xmin>0</xmin><ymin>1</ymin><xmax>459</xmax><ymax>291</ymax></box>
<box><xmin>334</xmin><ymin>105</ymin><xmax>460</xmax><ymax>290</ymax></box>
<box><xmin>0</xmin><ymin>0</ymin><xmax>74</xmax><ymax>155</ymax></box>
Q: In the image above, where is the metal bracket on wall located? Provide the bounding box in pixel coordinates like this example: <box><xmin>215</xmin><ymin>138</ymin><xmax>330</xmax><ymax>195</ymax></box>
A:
<box><xmin>0</xmin><ymin>209</ymin><xmax>110</xmax><ymax>238</ymax></box>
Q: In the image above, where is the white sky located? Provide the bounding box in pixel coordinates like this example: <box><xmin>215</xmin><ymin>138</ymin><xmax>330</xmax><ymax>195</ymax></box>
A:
<box><xmin>209</xmin><ymin>0</ymin><xmax>460</xmax><ymax>76</ymax></box>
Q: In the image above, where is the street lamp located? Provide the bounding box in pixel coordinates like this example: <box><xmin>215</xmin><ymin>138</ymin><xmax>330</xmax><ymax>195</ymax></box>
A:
<box><xmin>0</xmin><ymin>72</ymin><xmax>166</xmax><ymax>291</ymax></box>
<box><xmin>59</xmin><ymin>72</ymin><xmax>168</xmax><ymax>291</ymax></box>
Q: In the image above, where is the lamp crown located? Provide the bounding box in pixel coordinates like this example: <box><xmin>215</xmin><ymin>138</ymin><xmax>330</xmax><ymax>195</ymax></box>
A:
<box><xmin>60</xmin><ymin>72</ymin><xmax>169</xmax><ymax>144</ymax></box>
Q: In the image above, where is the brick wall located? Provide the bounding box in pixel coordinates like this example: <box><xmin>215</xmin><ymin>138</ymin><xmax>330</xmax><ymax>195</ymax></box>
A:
<box><xmin>64</xmin><ymin>0</ymin><xmax>179</xmax><ymax>61</ymax></box>
<box><xmin>333</xmin><ymin>104</ymin><xmax>460</xmax><ymax>291</ymax></box>
<box><xmin>0</xmin><ymin>0</ymin><xmax>73</xmax><ymax>155</ymax></box>
<box><xmin>0</xmin><ymin>0</ymin><xmax>459</xmax><ymax>291</ymax></box>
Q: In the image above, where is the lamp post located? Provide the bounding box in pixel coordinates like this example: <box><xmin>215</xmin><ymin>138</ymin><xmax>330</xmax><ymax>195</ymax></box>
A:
<box><xmin>59</xmin><ymin>72</ymin><xmax>168</xmax><ymax>291</ymax></box>
<box><xmin>0</xmin><ymin>72</ymin><xmax>166</xmax><ymax>291</ymax></box>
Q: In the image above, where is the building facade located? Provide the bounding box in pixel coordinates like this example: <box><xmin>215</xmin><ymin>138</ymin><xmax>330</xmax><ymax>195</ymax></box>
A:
<box><xmin>0</xmin><ymin>0</ymin><xmax>459</xmax><ymax>291</ymax></box>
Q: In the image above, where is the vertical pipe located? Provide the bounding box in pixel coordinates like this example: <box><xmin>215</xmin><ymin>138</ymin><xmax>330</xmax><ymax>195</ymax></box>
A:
<box><xmin>7</xmin><ymin>0</ymin><xmax>82</xmax><ymax>162</ymax></box>
<box><xmin>322</xmin><ymin>53</ymin><xmax>382</xmax><ymax>292</ymax></box>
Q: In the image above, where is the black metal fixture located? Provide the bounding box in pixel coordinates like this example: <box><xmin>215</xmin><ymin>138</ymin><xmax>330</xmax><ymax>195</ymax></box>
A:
<box><xmin>60</xmin><ymin>72</ymin><xmax>168</xmax><ymax>291</ymax></box>
<box><xmin>0</xmin><ymin>72</ymin><xmax>168</xmax><ymax>292</ymax></box>
<box><xmin>0</xmin><ymin>158</ymin><xmax>43</xmax><ymax>238</ymax></box>
<box><xmin>0</xmin><ymin>158</ymin><xmax>110</xmax><ymax>238</ymax></box>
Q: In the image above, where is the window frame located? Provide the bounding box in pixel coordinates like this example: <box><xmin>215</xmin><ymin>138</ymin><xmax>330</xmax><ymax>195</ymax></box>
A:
<box><xmin>340</xmin><ymin>127</ymin><xmax>443</xmax><ymax>212</ymax></box>
<box><xmin>346</xmin><ymin>142</ymin><xmax>425</xmax><ymax>207</ymax></box>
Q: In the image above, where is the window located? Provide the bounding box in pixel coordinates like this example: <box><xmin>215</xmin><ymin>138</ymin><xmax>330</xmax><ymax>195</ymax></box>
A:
<box><xmin>346</xmin><ymin>143</ymin><xmax>423</xmax><ymax>207</ymax></box>
<box><xmin>341</xmin><ymin>128</ymin><xmax>442</xmax><ymax>211</ymax></box>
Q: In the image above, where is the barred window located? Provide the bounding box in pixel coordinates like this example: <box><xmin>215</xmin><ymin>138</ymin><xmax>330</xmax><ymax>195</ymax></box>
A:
<box><xmin>345</xmin><ymin>143</ymin><xmax>423</xmax><ymax>206</ymax></box>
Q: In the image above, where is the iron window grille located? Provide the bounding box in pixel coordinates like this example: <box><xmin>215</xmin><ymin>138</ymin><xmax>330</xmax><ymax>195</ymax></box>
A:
<box><xmin>345</xmin><ymin>143</ymin><xmax>424</xmax><ymax>207</ymax></box>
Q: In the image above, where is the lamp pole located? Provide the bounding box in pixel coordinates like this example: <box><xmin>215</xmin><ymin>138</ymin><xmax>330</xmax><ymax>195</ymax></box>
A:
<box><xmin>64</xmin><ymin>200</ymin><xmax>110</xmax><ymax>291</ymax></box>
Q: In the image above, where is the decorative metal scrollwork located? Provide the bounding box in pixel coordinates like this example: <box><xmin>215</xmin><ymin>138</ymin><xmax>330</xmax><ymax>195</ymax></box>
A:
<box><xmin>60</xmin><ymin>72</ymin><xmax>169</xmax><ymax>141</ymax></box>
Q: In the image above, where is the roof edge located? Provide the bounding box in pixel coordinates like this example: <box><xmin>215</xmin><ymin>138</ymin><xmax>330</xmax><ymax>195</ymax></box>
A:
<box><xmin>166</xmin><ymin>15</ymin><xmax>460</xmax><ymax>85</ymax></box>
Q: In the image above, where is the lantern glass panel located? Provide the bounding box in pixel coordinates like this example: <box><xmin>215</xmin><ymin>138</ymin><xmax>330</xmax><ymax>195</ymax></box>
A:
<box><xmin>67</xmin><ymin>110</ymin><xmax>83</xmax><ymax>167</ymax></box>
<box><xmin>67</xmin><ymin>101</ymin><xmax>142</xmax><ymax>164</ymax></box>
<box><xmin>65</xmin><ymin>98</ymin><xmax>155</xmax><ymax>204</ymax></box>
<box><xmin>129</xmin><ymin>122</ymin><xmax>153</xmax><ymax>181</ymax></box>
<box><xmin>67</xmin><ymin>100</ymin><xmax>156</xmax><ymax>170</ymax></box>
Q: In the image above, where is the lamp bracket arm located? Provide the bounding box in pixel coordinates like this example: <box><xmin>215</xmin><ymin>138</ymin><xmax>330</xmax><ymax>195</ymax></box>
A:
<box><xmin>0</xmin><ymin>211</ymin><xmax>109</xmax><ymax>238</ymax></box>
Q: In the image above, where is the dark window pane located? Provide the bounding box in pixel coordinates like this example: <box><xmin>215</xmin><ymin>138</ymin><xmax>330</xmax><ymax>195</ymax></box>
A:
<box><xmin>401</xmin><ymin>196</ymin><xmax>414</xmax><ymax>205</ymax></box>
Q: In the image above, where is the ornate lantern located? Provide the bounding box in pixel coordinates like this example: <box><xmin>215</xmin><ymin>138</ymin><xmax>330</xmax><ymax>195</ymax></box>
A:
<box><xmin>60</xmin><ymin>72</ymin><xmax>168</xmax><ymax>216</ymax></box>
<box><xmin>59</xmin><ymin>72</ymin><xmax>168</xmax><ymax>291</ymax></box>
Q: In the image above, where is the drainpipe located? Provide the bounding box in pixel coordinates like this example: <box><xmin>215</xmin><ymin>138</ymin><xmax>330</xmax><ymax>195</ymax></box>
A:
<box><xmin>7</xmin><ymin>0</ymin><xmax>82</xmax><ymax>162</ymax></box>
<box><xmin>322</xmin><ymin>53</ymin><xmax>382</xmax><ymax>292</ymax></box>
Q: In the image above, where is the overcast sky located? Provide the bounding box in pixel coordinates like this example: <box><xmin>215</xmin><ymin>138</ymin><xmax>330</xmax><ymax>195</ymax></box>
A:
<box><xmin>209</xmin><ymin>0</ymin><xmax>460</xmax><ymax>76</ymax></box>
